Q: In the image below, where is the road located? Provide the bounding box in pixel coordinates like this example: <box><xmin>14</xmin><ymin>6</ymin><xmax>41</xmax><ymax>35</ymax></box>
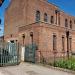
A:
<box><xmin>0</xmin><ymin>63</ymin><xmax>74</xmax><ymax>75</ymax></box>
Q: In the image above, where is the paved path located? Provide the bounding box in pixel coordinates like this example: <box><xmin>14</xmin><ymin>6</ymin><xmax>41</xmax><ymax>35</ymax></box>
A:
<box><xmin>0</xmin><ymin>63</ymin><xmax>74</xmax><ymax>75</ymax></box>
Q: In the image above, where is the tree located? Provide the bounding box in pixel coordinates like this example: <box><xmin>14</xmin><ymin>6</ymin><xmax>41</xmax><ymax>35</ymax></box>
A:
<box><xmin>0</xmin><ymin>0</ymin><xmax>4</xmax><ymax>7</ymax></box>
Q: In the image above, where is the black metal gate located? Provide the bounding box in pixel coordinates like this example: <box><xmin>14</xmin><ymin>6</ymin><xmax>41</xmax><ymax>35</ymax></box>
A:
<box><xmin>25</xmin><ymin>44</ymin><xmax>37</xmax><ymax>63</ymax></box>
<box><xmin>0</xmin><ymin>42</ymin><xmax>20</xmax><ymax>67</ymax></box>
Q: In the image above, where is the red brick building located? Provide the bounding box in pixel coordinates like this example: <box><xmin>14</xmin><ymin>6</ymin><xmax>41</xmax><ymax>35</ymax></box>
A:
<box><xmin>4</xmin><ymin>0</ymin><xmax>75</xmax><ymax>62</ymax></box>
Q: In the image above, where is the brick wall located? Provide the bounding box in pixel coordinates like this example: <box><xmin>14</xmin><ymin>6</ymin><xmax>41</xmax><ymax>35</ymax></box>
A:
<box><xmin>4</xmin><ymin>0</ymin><xmax>75</xmax><ymax>62</ymax></box>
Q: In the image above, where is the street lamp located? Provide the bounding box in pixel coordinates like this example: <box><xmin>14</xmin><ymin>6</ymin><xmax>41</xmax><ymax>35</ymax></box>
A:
<box><xmin>66</xmin><ymin>31</ymin><xmax>69</xmax><ymax>59</ymax></box>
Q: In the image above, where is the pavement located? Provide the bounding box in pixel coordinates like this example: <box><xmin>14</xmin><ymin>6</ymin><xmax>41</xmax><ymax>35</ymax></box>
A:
<box><xmin>0</xmin><ymin>63</ymin><xmax>74</xmax><ymax>75</ymax></box>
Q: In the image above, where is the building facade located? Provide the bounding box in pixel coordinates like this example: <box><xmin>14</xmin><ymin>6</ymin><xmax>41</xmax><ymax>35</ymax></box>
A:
<box><xmin>4</xmin><ymin>0</ymin><xmax>75</xmax><ymax>62</ymax></box>
<box><xmin>0</xmin><ymin>36</ymin><xmax>4</xmax><ymax>48</ymax></box>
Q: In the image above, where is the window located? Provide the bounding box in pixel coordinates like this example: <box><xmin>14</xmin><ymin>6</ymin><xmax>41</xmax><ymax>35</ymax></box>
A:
<box><xmin>10</xmin><ymin>40</ymin><xmax>14</xmax><ymax>43</ymax></box>
<box><xmin>55</xmin><ymin>10</ymin><xmax>60</xmax><ymax>25</ymax></box>
<box><xmin>69</xmin><ymin>38</ymin><xmax>72</xmax><ymax>51</ymax></box>
<box><xmin>44</xmin><ymin>13</ymin><xmax>48</xmax><ymax>22</ymax></box>
<box><xmin>74</xmin><ymin>20</ymin><xmax>75</xmax><ymax>24</ymax></box>
<box><xmin>55</xmin><ymin>10</ymin><xmax>57</xmax><ymax>24</ymax></box>
<box><xmin>62</xmin><ymin>36</ymin><xmax>65</xmax><ymax>51</ymax></box>
<box><xmin>70</xmin><ymin>20</ymin><xmax>72</xmax><ymax>29</ymax></box>
<box><xmin>10</xmin><ymin>34</ymin><xmax>12</xmax><ymax>37</ymax></box>
<box><xmin>51</xmin><ymin>16</ymin><xmax>54</xmax><ymax>24</ymax></box>
<box><xmin>58</xmin><ymin>13</ymin><xmax>60</xmax><ymax>25</ymax></box>
<box><xmin>65</xmin><ymin>19</ymin><xmax>68</xmax><ymax>27</ymax></box>
<box><xmin>36</xmin><ymin>11</ymin><xmax>40</xmax><ymax>22</ymax></box>
<box><xmin>53</xmin><ymin>34</ymin><xmax>57</xmax><ymax>51</ymax></box>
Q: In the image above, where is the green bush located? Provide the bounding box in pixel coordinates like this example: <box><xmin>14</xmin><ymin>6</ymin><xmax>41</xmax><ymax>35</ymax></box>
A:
<box><xmin>49</xmin><ymin>57</ymin><xmax>75</xmax><ymax>71</ymax></box>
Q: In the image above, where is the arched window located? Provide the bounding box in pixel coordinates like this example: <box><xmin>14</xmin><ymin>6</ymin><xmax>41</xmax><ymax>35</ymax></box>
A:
<box><xmin>69</xmin><ymin>37</ymin><xmax>72</xmax><ymax>51</ymax></box>
<box><xmin>36</xmin><ymin>11</ymin><xmax>40</xmax><ymax>22</ymax></box>
<box><xmin>51</xmin><ymin>16</ymin><xmax>54</xmax><ymax>24</ymax></box>
<box><xmin>70</xmin><ymin>20</ymin><xmax>72</xmax><ymax>29</ymax></box>
<box><xmin>53</xmin><ymin>34</ymin><xmax>57</xmax><ymax>51</ymax></box>
<box><xmin>62</xmin><ymin>36</ymin><xmax>65</xmax><ymax>51</ymax></box>
<box><xmin>74</xmin><ymin>20</ymin><xmax>75</xmax><ymax>24</ymax></box>
<box><xmin>44</xmin><ymin>13</ymin><xmax>48</xmax><ymax>22</ymax></box>
<box><xmin>65</xmin><ymin>19</ymin><xmax>68</xmax><ymax>27</ymax></box>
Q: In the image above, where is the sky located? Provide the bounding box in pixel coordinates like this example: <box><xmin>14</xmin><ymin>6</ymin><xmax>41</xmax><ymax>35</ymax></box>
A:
<box><xmin>0</xmin><ymin>0</ymin><xmax>10</xmax><ymax>36</ymax></box>
<box><xmin>48</xmin><ymin>0</ymin><xmax>75</xmax><ymax>16</ymax></box>
<box><xmin>0</xmin><ymin>0</ymin><xmax>75</xmax><ymax>36</ymax></box>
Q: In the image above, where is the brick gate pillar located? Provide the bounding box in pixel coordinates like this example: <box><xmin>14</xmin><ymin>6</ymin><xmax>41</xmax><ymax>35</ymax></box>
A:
<box><xmin>21</xmin><ymin>46</ymin><xmax>25</xmax><ymax>62</ymax></box>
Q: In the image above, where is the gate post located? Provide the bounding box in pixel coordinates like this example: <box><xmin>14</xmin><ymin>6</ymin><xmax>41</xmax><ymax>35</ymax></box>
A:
<box><xmin>21</xmin><ymin>34</ymin><xmax>25</xmax><ymax>62</ymax></box>
<box><xmin>21</xmin><ymin>46</ymin><xmax>25</xmax><ymax>62</ymax></box>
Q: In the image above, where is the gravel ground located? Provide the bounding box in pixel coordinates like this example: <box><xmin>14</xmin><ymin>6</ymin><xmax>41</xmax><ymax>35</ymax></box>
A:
<box><xmin>0</xmin><ymin>63</ymin><xmax>74</xmax><ymax>75</ymax></box>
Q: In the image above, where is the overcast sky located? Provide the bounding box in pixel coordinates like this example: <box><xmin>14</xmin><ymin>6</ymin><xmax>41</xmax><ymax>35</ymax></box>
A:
<box><xmin>0</xmin><ymin>0</ymin><xmax>75</xmax><ymax>36</ymax></box>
